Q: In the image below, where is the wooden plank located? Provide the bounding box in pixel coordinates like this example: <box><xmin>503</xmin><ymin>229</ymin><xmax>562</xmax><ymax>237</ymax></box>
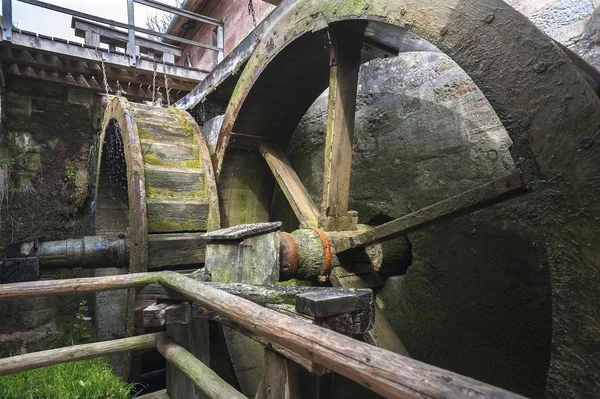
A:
<box><xmin>158</xmin><ymin>272</ymin><xmax>525</xmax><ymax>399</ymax></box>
<box><xmin>136</xmin><ymin>389</ymin><xmax>171</xmax><ymax>399</ymax></box>
<box><xmin>147</xmin><ymin>233</ymin><xmax>206</xmax><ymax>270</ymax></box>
<box><xmin>335</xmin><ymin>172</ymin><xmax>525</xmax><ymax>252</ymax></box>
<box><xmin>166</xmin><ymin>302</ymin><xmax>192</xmax><ymax>325</ymax></box>
<box><xmin>141</xmin><ymin>140</ymin><xmax>199</xmax><ymax>166</ymax></box>
<box><xmin>0</xmin><ymin>333</ymin><xmax>163</xmax><ymax>376</ymax></box>
<box><xmin>8</xmin><ymin>31</ymin><xmax>206</xmax><ymax>83</ymax></box>
<box><xmin>259</xmin><ymin>349</ymin><xmax>301</xmax><ymax>399</ymax></box>
<box><xmin>146</xmin><ymin>200</ymin><xmax>209</xmax><ymax>233</ymax></box>
<box><xmin>144</xmin><ymin>165</ymin><xmax>205</xmax><ymax>195</ymax></box>
<box><xmin>320</xmin><ymin>31</ymin><xmax>362</xmax><ymax>231</ymax></box>
<box><xmin>258</xmin><ymin>142</ymin><xmax>319</xmax><ymax>225</ymax></box>
<box><xmin>157</xmin><ymin>336</ymin><xmax>245</xmax><ymax>399</ymax></box>
<box><xmin>295</xmin><ymin>289</ymin><xmax>372</xmax><ymax>318</ymax></box>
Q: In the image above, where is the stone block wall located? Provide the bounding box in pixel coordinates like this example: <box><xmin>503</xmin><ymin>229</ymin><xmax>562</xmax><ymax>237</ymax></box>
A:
<box><xmin>0</xmin><ymin>76</ymin><xmax>100</xmax><ymax>357</ymax></box>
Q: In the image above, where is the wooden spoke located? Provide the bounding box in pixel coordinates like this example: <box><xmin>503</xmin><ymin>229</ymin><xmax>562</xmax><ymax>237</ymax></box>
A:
<box><xmin>259</xmin><ymin>142</ymin><xmax>319</xmax><ymax>226</ymax></box>
<box><xmin>320</xmin><ymin>31</ymin><xmax>363</xmax><ymax>231</ymax></box>
<box><xmin>335</xmin><ymin>172</ymin><xmax>526</xmax><ymax>252</ymax></box>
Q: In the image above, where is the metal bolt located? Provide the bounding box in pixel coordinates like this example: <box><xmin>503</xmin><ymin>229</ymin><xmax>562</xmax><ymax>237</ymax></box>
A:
<box><xmin>534</xmin><ymin>63</ymin><xmax>547</xmax><ymax>74</ymax></box>
<box><xmin>440</xmin><ymin>27</ymin><xmax>449</xmax><ymax>36</ymax></box>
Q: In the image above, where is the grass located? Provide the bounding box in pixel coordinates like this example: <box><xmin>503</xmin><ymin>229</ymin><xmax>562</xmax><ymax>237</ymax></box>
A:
<box><xmin>0</xmin><ymin>358</ymin><xmax>137</xmax><ymax>399</ymax></box>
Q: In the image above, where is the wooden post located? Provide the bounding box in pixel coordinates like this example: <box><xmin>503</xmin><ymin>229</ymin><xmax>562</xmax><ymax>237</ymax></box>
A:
<box><xmin>157</xmin><ymin>336</ymin><xmax>245</xmax><ymax>399</ymax></box>
<box><xmin>0</xmin><ymin>333</ymin><xmax>163</xmax><ymax>376</ymax></box>
<box><xmin>2</xmin><ymin>0</ymin><xmax>12</xmax><ymax>42</ymax></box>
<box><xmin>320</xmin><ymin>31</ymin><xmax>362</xmax><ymax>231</ymax></box>
<box><xmin>258</xmin><ymin>349</ymin><xmax>301</xmax><ymax>399</ymax></box>
<box><xmin>126</xmin><ymin>0</ymin><xmax>136</xmax><ymax>65</ymax></box>
<box><xmin>216</xmin><ymin>25</ymin><xmax>224</xmax><ymax>63</ymax></box>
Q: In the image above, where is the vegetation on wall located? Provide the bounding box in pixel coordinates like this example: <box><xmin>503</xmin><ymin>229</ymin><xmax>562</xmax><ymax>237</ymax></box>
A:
<box><xmin>0</xmin><ymin>358</ymin><xmax>137</xmax><ymax>399</ymax></box>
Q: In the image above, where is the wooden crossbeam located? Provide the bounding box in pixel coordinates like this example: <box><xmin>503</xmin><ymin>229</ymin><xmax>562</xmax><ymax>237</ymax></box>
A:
<box><xmin>259</xmin><ymin>142</ymin><xmax>319</xmax><ymax>225</ymax></box>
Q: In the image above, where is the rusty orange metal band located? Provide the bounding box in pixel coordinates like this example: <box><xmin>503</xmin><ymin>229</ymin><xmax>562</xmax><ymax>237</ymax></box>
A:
<box><xmin>310</xmin><ymin>227</ymin><xmax>332</xmax><ymax>283</ymax></box>
<box><xmin>280</xmin><ymin>232</ymin><xmax>299</xmax><ymax>277</ymax></box>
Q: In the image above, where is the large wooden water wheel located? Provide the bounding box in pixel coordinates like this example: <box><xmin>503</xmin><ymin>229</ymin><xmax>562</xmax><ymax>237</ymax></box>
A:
<box><xmin>94</xmin><ymin>97</ymin><xmax>219</xmax><ymax>378</ymax></box>
<box><xmin>209</xmin><ymin>0</ymin><xmax>600</xmax><ymax>397</ymax></box>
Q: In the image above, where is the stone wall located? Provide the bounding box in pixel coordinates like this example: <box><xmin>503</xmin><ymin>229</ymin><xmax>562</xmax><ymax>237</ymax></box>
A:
<box><xmin>0</xmin><ymin>76</ymin><xmax>100</xmax><ymax>357</ymax></box>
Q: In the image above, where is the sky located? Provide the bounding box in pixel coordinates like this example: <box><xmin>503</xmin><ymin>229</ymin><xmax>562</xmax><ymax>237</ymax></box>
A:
<box><xmin>10</xmin><ymin>0</ymin><xmax>178</xmax><ymax>42</ymax></box>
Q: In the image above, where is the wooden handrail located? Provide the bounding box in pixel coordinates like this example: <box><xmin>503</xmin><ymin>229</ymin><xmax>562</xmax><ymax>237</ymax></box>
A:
<box><xmin>157</xmin><ymin>336</ymin><xmax>246</xmax><ymax>399</ymax></box>
<box><xmin>0</xmin><ymin>272</ymin><xmax>525</xmax><ymax>398</ymax></box>
<box><xmin>0</xmin><ymin>333</ymin><xmax>164</xmax><ymax>376</ymax></box>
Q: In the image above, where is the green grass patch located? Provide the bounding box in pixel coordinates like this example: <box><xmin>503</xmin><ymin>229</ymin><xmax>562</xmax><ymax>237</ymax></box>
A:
<box><xmin>0</xmin><ymin>358</ymin><xmax>136</xmax><ymax>399</ymax></box>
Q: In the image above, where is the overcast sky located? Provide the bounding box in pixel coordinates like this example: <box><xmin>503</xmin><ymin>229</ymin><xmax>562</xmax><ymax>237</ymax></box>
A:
<box><xmin>10</xmin><ymin>0</ymin><xmax>177</xmax><ymax>41</ymax></box>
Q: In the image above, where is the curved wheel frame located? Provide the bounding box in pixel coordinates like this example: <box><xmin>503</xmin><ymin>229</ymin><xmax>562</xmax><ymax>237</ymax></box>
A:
<box><xmin>213</xmin><ymin>1</ymin><xmax>600</xmax><ymax>397</ymax></box>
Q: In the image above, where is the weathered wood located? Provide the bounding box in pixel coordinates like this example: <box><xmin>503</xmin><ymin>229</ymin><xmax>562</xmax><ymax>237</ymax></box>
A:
<box><xmin>159</xmin><ymin>272</ymin><xmax>524</xmax><ymax>399</ymax></box>
<box><xmin>363</xmin><ymin>305</ymin><xmax>410</xmax><ymax>357</ymax></box>
<box><xmin>0</xmin><ymin>257</ymin><xmax>39</xmax><ymax>283</ymax></box>
<box><xmin>336</xmin><ymin>172</ymin><xmax>526</xmax><ymax>252</ymax></box>
<box><xmin>157</xmin><ymin>336</ymin><xmax>245</xmax><ymax>399</ymax></box>
<box><xmin>329</xmin><ymin>267</ymin><xmax>384</xmax><ymax>289</ymax></box>
<box><xmin>166</xmin><ymin>302</ymin><xmax>192</xmax><ymax>325</ymax></box>
<box><xmin>8</xmin><ymin>31</ymin><xmax>206</xmax><ymax>82</ymax></box>
<box><xmin>72</xmin><ymin>17</ymin><xmax>183</xmax><ymax>58</ymax></box>
<box><xmin>143</xmin><ymin>303</ymin><xmax>169</xmax><ymax>327</ymax></box>
<box><xmin>140</xmin><ymin>140</ymin><xmax>199</xmax><ymax>167</ymax></box>
<box><xmin>199</xmin><ymin>309</ymin><xmax>327</xmax><ymax>376</ymax></box>
<box><xmin>320</xmin><ymin>31</ymin><xmax>362</xmax><ymax>231</ymax></box>
<box><xmin>260</xmin><ymin>349</ymin><xmax>301</xmax><ymax>399</ymax></box>
<box><xmin>0</xmin><ymin>273</ymin><xmax>158</xmax><ymax>300</ymax></box>
<box><xmin>204</xmin><ymin>224</ymin><xmax>281</xmax><ymax>396</ymax></box>
<box><xmin>0</xmin><ymin>333</ymin><xmax>163</xmax><ymax>376</ymax></box>
<box><xmin>144</xmin><ymin>165</ymin><xmax>205</xmax><ymax>196</ymax></box>
<box><xmin>166</xmin><ymin>318</ymin><xmax>210</xmax><ymax>399</ymax></box>
<box><xmin>136</xmin><ymin>389</ymin><xmax>171</xmax><ymax>399</ymax></box>
<box><xmin>295</xmin><ymin>290</ymin><xmax>372</xmax><ymax>318</ymax></box>
<box><xmin>147</xmin><ymin>199</ymin><xmax>209</xmax><ymax>233</ymax></box>
<box><xmin>259</xmin><ymin>142</ymin><xmax>319</xmax><ymax>226</ymax></box>
<box><xmin>147</xmin><ymin>233</ymin><xmax>206</xmax><ymax>270</ymax></box>
<box><xmin>84</xmin><ymin>31</ymin><xmax>100</xmax><ymax>47</ymax></box>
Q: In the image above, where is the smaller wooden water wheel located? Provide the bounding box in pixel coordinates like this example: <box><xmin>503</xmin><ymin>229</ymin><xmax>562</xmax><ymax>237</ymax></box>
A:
<box><xmin>94</xmin><ymin>97</ymin><xmax>219</xmax><ymax>378</ymax></box>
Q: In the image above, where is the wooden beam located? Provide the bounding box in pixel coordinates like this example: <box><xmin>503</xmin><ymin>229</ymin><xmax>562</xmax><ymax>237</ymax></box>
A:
<box><xmin>136</xmin><ymin>389</ymin><xmax>171</xmax><ymax>399</ymax></box>
<box><xmin>0</xmin><ymin>333</ymin><xmax>164</xmax><ymax>376</ymax></box>
<box><xmin>156</xmin><ymin>336</ymin><xmax>245</xmax><ymax>399</ymax></box>
<box><xmin>6</xmin><ymin>31</ymin><xmax>207</xmax><ymax>82</ymax></box>
<box><xmin>158</xmin><ymin>272</ymin><xmax>525</xmax><ymax>399</ymax></box>
<box><xmin>259</xmin><ymin>349</ymin><xmax>301</xmax><ymax>399</ymax></box>
<box><xmin>320</xmin><ymin>31</ymin><xmax>362</xmax><ymax>231</ymax></box>
<box><xmin>0</xmin><ymin>273</ymin><xmax>158</xmax><ymax>300</ymax></box>
<box><xmin>259</xmin><ymin>142</ymin><xmax>319</xmax><ymax>226</ymax></box>
<box><xmin>335</xmin><ymin>172</ymin><xmax>526</xmax><ymax>252</ymax></box>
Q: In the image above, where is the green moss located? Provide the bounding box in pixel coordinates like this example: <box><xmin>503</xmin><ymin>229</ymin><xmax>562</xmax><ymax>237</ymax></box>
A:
<box><xmin>146</xmin><ymin>186</ymin><xmax>204</xmax><ymax>200</ymax></box>
<box><xmin>276</xmin><ymin>279</ymin><xmax>312</xmax><ymax>287</ymax></box>
<box><xmin>0</xmin><ymin>358</ymin><xmax>136</xmax><ymax>399</ymax></box>
<box><xmin>148</xmin><ymin>218</ymin><xmax>201</xmax><ymax>232</ymax></box>
<box><xmin>142</xmin><ymin>153</ymin><xmax>202</xmax><ymax>169</ymax></box>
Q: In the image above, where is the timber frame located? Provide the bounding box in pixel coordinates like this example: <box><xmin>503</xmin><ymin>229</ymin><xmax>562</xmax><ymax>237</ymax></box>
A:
<box><xmin>0</xmin><ymin>272</ymin><xmax>525</xmax><ymax>399</ymax></box>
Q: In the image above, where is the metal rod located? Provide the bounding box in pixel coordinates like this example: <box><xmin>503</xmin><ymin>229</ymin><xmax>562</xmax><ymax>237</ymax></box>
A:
<box><xmin>134</xmin><ymin>0</ymin><xmax>222</xmax><ymax>27</ymax></box>
<box><xmin>2</xmin><ymin>0</ymin><xmax>13</xmax><ymax>42</ymax></box>
<box><xmin>15</xmin><ymin>0</ymin><xmax>222</xmax><ymax>52</ymax></box>
<box><xmin>126</xmin><ymin>0</ymin><xmax>136</xmax><ymax>64</ymax></box>
<box><xmin>217</xmin><ymin>25</ymin><xmax>224</xmax><ymax>63</ymax></box>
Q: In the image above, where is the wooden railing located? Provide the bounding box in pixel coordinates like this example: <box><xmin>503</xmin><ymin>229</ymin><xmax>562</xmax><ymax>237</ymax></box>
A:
<box><xmin>1</xmin><ymin>0</ymin><xmax>224</xmax><ymax>65</ymax></box>
<box><xmin>0</xmin><ymin>272</ymin><xmax>526</xmax><ymax>399</ymax></box>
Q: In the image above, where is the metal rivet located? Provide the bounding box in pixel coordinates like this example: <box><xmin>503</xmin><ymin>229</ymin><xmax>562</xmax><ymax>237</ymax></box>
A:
<box><xmin>440</xmin><ymin>27</ymin><xmax>448</xmax><ymax>36</ymax></box>
<box><xmin>484</xmin><ymin>14</ymin><xmax>495</xmax><ymax>23</ymax></box>
<box><xmin>534</xmin><ymin>63</ymin><xmax>548</xmax><ymax>73</ymax></box>
<box><xmin>363</xmin><ymin>3</ymin><xmax>369</xmax><ymax>10</ymax></box>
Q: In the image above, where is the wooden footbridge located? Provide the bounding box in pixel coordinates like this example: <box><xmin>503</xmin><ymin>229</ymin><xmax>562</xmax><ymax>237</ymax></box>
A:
<box><xmin>0</xmin><ymin>0</ymin><xmax>223</xmax><ymax>101</ymax></box>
